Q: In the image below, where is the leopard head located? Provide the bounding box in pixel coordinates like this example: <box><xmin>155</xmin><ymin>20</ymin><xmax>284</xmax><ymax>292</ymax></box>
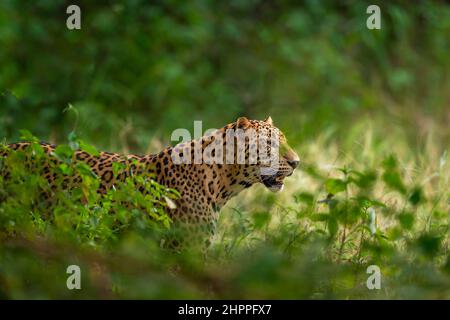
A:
<box><xmin>230</xmin><ymin>116</ymin><xmax>300</xmax><ymax>192</ymax></box>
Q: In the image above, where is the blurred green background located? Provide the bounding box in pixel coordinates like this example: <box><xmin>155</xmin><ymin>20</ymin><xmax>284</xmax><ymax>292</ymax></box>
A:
<box><xmin>0</xmin><ymin>0</ymin><xmax>449</xmax><ymax>299</ymax></box>
<box><xmin>1</xmin><ymin>0</ymin><xmax>449</xmax><ymax>150</ymax></box>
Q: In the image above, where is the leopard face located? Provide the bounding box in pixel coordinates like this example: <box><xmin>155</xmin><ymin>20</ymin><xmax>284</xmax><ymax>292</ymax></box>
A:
<box><xmin>234</xmin><ymin>116</ymin><xmax>300</xmax><ymax>193</ymax></box>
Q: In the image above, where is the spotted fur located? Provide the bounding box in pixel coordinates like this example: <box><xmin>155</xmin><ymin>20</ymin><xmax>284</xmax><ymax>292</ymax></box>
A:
<box><xmin>1</xmin><ymin>117</ymin><xmax>299</xmax><ymax>245</ymax></box>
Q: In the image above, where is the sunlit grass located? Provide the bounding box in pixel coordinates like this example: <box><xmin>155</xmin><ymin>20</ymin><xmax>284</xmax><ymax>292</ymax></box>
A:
<box><xmin>0</xmin><ymin>115</ymin><xmax>449</xmax><ymax>299</ymax></box>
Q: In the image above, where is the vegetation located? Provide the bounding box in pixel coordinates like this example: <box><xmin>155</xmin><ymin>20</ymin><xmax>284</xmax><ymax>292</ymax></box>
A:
<box><xmin>0</xmin><ymin>1</ymin><xmax>449</xmax><ymax>299</ymax></box>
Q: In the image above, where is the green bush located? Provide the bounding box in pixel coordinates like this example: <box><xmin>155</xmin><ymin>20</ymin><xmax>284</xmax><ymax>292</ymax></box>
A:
<box><xmin>0</xmin><ymin>132</ymin><xmax>177</xmax><ymax>249</ymax></box>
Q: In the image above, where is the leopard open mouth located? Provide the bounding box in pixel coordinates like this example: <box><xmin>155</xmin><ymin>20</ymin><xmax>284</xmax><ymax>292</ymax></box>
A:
<box><xmin>262</xmin><ymin>175</ymin><xmax>285</xmax><ymax>192</ymax></box>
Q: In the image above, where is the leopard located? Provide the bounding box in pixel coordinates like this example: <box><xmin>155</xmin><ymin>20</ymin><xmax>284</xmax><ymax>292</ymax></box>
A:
<box><xmin>0</xmin><ymin>116</ymin><xmax>300</xmax><ymax>247</ymax></box>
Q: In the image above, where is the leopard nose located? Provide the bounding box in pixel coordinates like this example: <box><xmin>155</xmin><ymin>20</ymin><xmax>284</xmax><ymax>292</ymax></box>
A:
<box><xmin>287</xmin><ymin>160</ymin><xmax>299</xmax><ymax>169</ymax></box>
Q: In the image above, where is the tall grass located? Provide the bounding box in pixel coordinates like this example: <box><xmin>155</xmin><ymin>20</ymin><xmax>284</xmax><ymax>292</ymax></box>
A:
<box><xmin>1</xmin><ymin>119</ymin><xmax>448</xmax><ymax>299</ymax></box>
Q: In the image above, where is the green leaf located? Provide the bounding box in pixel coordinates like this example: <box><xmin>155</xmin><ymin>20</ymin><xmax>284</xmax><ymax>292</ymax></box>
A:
<box><xmin>416</xmin><ymin>234</ymin><xmax>442</xmax><ymax>257</ymax></box>
<box><xmin>79</xmin><ymin>140</ymin><xmax>100</xmax><ymax>157</ymax></box>
<box><xmin>294</xmin><ymin>192</ymin><xmax>314</xmax><ymax>205</ymax></box>
<box><xmin>325</xmin><ymin>178</ymin><xmax>347</xmax><ymax>194</ymax></box>
<box><xmin>352</xmin><ymin>197</ymin><xmax>386</xmax><ymax>209</ymax></box>
<box><xmin>19</xmin><ymin>129</ymin><xmax>38</xmax><ymax>142</ymax></box>
<box><xmin>112</xmin><ymin>162</ymin><xmax>126</xmax><ymax>177</ymax></box>
<box><xmin>30</xmin><ymin>142</ymin><xmax>45</xmax><ymax>157</ymax></box>
<box><xmin>59</xmin><ymin>163</ymin><xmax>73</xmax><ymax>175</ymax></box>
<box><xmin>350</xmin><ymin>170</ymin><xmax>377</xmax><ymax>190</ymax></box>
<box><xmin>252</xmin><ymin>211</ymin><xmax>271</xmax><ymax>229</ymax></box>
<box><xmin>327</xmin><ymin>217</ymin><xmax>338</xmax><ymax>238</ymax></box>
<box><xmin>76</xmin><ymin>162</ymin><xmax>97</xmax><ymax>178</ymax></box>
<box><xmin>382</xmin><ymin>154</ymin><xmax>398</xmax><ymax>169</ymax></box>
<box><xmin>398</xmin><ymin>212</ymin><xmax>415</xmax><ymax>230</ymax></box>
<box><xmin>68</xmin><ymin>131</ymin><xmax>79</xmax><ymax>150</ymax></box>
<box><xmin>53</xmin><ymin>144</ymin><xmax>74</xmax><ymax>159</ymax></box>
<box><xmin>382</xmin><ymin>155</ymin><xmax>406</xmax><ymax>194</ymax></box>
<box><xmin>408</xmin><ymin>187</ymin><xmax>423</xmax><ymax>206</ymax></box>
<box><xmin>382</xmin><ymin>171</ymin><xmax>406</xmax><ymax>194</ymax></box>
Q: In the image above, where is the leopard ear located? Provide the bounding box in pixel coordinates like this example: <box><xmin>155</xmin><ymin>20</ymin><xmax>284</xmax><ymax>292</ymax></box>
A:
<box><xmin>264</xmin><ymin>116</ymin><xmax>273</xmax><ymax>125</ymax></box>
<box><xmin>236</xmin><ymin>116</ymin><xmax>250</xmax><ymax>129</ymax></box>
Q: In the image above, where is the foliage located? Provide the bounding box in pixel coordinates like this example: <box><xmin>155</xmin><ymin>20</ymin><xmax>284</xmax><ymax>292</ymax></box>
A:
<box><xmin>0</xmin><ymin>1</ymin><xmax>449</xmax><ymax>148</ymax></box>
<box><xmin>0</xmin><ymin>134</ymin><xmax>177</xmax><ymax>249</ymax></box>
<box><xmin>0</xmin><ymin>1</ymin><xmax>449</xmax><ymax>299</ymax></box>
<box><xmin>1</xmin><ymin>129</ymin><xmax>449</xmax><ymax>299</ymax></box>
